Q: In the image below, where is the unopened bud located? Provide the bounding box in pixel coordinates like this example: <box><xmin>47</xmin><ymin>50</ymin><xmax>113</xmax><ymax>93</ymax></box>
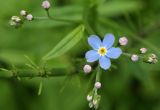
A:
<box><xmin>89</xmin><ymin>102</ymin><xmax>94</xmax><ymax>108</ymax></box>
<box><xmin>10</xmin><ymin>16</ymin><xmax>22</xmax><ymax>28</ymax></box>
<box><xmin>20</xmin><ymin>10</ymin><xmax>27</xmax><ymax>16</ymax></box>
<box><xmin>150</xmin><ymin>54</ymin><xmax>157</xmax><ymax>59</ymax></box>
<box><xmin>93</xmin><ymin>95</ymin><xmax>101</xmax><ymax>109</ymax></box>
<box><xmin>140</xmin><ymin>48</ymin><xmax>147</xmax><ymax>54</ymax></box>
<box><xmin>143</xmin><ymin>53</ymin><xmax>158</xmax><ymax>64</ymax></box>
<box><xmin>95</xmin><ymin>82</ymin><xmax>101</xmax><ymax>89</ymax></box>
<box><xmin>83</xmin><ymin>64</ymin><xmax>92</xmax><ymax>74</ymax></box>
<box><xmin>26</xmin><ymin>14</ymin><xmax>33</xmax><ymax>21</ymax></box>
<box><xmin>131</xmin><ymin>54</ymin><xmax>139</xmax><ymax>62</ymax></box>
<box><xmin>11</xmin><ymin>16</ymin><xmax>21</xmax><ymax>22</ymax></box>
<box><xmin>119</xmin><ymin>37</ymin><xmax>128</xmax><ymax>46</ymax></box>
<box><xmin>42</xmin><ymin>0</ymin><xmax>50</xmax><ymax>9</ymax></box>
<box><xmin>87</xmin><ymin>95</ymin><xmax>93</xmax><ymax>102</ymax></box>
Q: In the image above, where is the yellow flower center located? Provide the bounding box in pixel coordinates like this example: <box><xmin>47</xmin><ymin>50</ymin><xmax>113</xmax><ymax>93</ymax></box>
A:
<box><xmin>98</xmin><ymin>47</ymin><xmax>107</xmax><ymax>56</ymax></box>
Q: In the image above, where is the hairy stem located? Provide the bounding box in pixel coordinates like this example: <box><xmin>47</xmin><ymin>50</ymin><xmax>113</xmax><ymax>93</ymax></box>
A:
<box><xmin>0</xmin><ymin>68</ymin><xmax>72</xmax><ymax>79</ymax></box>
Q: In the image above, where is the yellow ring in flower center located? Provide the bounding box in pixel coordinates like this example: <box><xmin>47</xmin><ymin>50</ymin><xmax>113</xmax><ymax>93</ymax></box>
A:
<box><xmin>98</xmin><ymin>47</ymin><xmax>107</xmax><ymax>56</ymax></box>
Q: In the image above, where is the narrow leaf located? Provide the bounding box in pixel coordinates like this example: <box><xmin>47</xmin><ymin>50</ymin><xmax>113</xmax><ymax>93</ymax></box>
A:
<box><xmin>43</xmin><ymin>24</ymin><xmax>85</xmax><ymax>60</ymax></box>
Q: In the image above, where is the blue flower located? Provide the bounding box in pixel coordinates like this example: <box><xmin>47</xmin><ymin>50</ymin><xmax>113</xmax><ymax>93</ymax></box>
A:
<box><xmin>85</xmin><ymin>34</ymin><xmax>122</xmax><ymax>70</ymax></box>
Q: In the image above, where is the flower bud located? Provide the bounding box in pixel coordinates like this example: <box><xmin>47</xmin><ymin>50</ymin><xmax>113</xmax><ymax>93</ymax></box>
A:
<box><xmin>119</xmin><ymin>37</ymin><xmax>128</xmax><ymax>46</ymax></box>
<box><xmin>93</xmin><ymin>95</ymin><xmax>101</xmax><ymax>109</ymax></box>
<box><xmin>131</xmin><ymin>54</ymin><xmax>139</xmax><ymax>62</ymax></box>
<box><xmin>83</xmin><ymin>64</ymin><xmax>92</xmax><ymax>74</ymax></box>
<box><xmin>10</xmin><ymin>16</ymin><xmax>22</xmax><ymax>28</ymax></box>
<box><xmin>20</xmin><ymin>10</ymin><xmax>27</xmax><ymax>16</ymax></box>
<box><xmin>143</xmin><ymin>54</ymin><xmax>158</xmax><ymax>64</ymax></box>
<box><xmin>87</xmin><ymin>95</ymin><xmax>93</xmax><ymax>102</ymax></box>
<box><xmin>87</xmin><ymin>91</ymin><xmax>94</xmax><ymax>102</ymax></box>
<box><xmin>11</xmin><ymin>16</ymin><xmax>21</xmax><ymax>22</ymax></box>
<box><xmin>89</xmin><ymin>102</ymin><xmax>94</xmax><ymax>108</ymax></box>
<box><xmin>42</xmin><ymin>0</ymin><xmax>50</xmax><ymax>9</ymax></box>
<box><xmin>26</xmin><ymin>14</ymin><xmax>33</xmax><ymax>21</ymax></box>
<box><xmin>140</xmin><ymin>48</ymin><xmax>147</xmax><ymax>54</ymax></box>
<box><xmin>95</xmin><ymin>82</ymin><xmax>101</xmax><ymax>89</ymax></box>
<box><xmin>150</xmin><ymin>54</ymin><xmax>157</xmax><ymax>59</ymax></box>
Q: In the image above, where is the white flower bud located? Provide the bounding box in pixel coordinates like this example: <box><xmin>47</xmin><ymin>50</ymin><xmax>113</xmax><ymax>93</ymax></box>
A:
<box><xmin>95</xmin><ymin>82</ymin><xmax>101</xmax><ymax>89</ymax></box>
<box><xmin>26</xmin><ymin>14</ymin><xmax>33</xmax><ymax>21</ymax></box>
<box><xmin>119</xmin><ymin>37</ymin><xmax>128</xmax><ymax>46</ymax></box>
<box><xmin>42</xmin><ymin>0</ymin><xmax>50</xmax><ymax>9</ymax></box>
<box><xmin>89</xmin><ymin>102</ymin><xmax>94</xmax><ymax>108</ymax></box>
<box><xmin>153</xmin><ymin>59</ymin><xmax>158</xmax><ymax>64</ymax></box>
<box><xmin>93</xmin><ymin>100</ymin><xmax>97</xmax><ymax>105</ymax></box>
<box><xmin>148</xmin><ymin>57</ymin><xmax>153</xmax><ymax>63</ymax></box>
<box><xmin>20</xmin><ymin>10</ymin><xmax>27</xmax><ymax>16</ymax></box>
<box><xmin>131</xmin><ymin>54</ymin><xmax>139</xmax><ymax>62</ymax></box>
<box><xmin>140</xmin><ymin>48</ymin><xmax>147</xmax><ymax>54</ymax></box>
<box><xmin>151</xmin><ymin>54</ymin><xmax>157</xmax><ymax>59</ymax></box>
<box><xmin>87</xmin><ymin>95</ymin><xmax>93</xmax><ymax>102</ymax></box>
<box><xmin>11</xmin><ymin>16</ymin><xmax>21</xmax><ymax>22</ymax></box>
<box><xmin>9</xmin><ymin>20</ymin><xmax>16</xmax><ymax>26</ymax></box>
<box><xmin>83</xmin><ymin>64</ymin><xmax>92</xmax><ymax>74</ymax></box>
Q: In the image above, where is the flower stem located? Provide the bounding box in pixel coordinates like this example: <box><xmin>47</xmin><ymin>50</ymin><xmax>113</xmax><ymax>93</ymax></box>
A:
<box><xmin>94</xmin><ymin>65</ymin><xmax>102</xmax><ymax>94</ymax></box>
<box><xmin>0</xmin><ymin>68</ymin><xmax>71</xmax><ymax>79</ymax></box>
<box><xmin>34</xmin><ymin>16</ymin><xmax>79</xmax><ymax>23</ymax></box>
<box><xmin>95</xmin><ymin>65</ymin><xmax>101</xmax><ymax>82</ymax></box>
<box><xmin>122</xmin><ymin>52</ymin><xmax>144</xmax><ymax>59</ymax></box>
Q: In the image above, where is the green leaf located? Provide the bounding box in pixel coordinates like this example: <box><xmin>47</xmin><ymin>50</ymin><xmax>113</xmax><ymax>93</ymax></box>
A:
<box><xmin>98</xmin><ymin>1</ymin><xmax>142</xmax><ymax>16</ymax></box>
<box><xmin>43</xmin><ymin>24</ymin><xmax>85</xmax><ymax>60</ymax></box>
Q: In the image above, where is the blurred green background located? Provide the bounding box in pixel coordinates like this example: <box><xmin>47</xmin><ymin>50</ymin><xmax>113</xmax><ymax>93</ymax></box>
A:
<box><xmin>0</xmin><ymin>0</ymin><xmax>160</xmax><ymax>110</ymax></box>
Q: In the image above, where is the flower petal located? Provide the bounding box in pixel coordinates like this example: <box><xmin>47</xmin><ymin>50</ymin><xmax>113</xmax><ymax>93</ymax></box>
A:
<box><xmin>99</xmin><ymin>57</ymin><xmax>111</xmax><ymax>70</ymax></box>
<box><xmin>85</xmin><ymin>50</ymin><xmax>99</xmax><ymax>62</ymax></box>
<box><xmin>88</xmin><ymin>35</ymin><xmax>102</xmax><ymax>50</ymax></box>
<box><xmin>106</xmin><ymin>47</ymin><xmax>122</xmax><ymax>59</ymax></box>
<box><xmin>102</xmin><ymin>33</ymin><xmax>115</xmax><ymax>49</ymax></box>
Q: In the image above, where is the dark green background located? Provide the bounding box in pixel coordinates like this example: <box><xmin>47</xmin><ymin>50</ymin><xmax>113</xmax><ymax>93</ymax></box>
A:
<box><xmin>0</xmin><ymin>0</ymin><xmax>160</xmax><ymax>110</ymax></box>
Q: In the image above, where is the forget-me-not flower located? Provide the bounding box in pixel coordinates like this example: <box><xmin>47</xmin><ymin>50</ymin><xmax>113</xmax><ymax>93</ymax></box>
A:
<box><xmin>85</xmin><ymin>34</ymin><xmax>122</xmax><ymax>70</ymax></box>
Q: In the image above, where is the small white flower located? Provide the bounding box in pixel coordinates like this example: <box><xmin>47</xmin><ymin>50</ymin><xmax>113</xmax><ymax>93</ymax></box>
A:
<box><xmin>87</xmin><ymin>95</ymin><xmax>93</xmax><ymax>102</ymax></box>
<box><xmin>119</xmin><ymin>37</ymin><xmax>128</xmax><ymax>46</ymax></box>
<box><xmin>42</xmin><ymin>0</ymin><xmax>50</xmax><ymax>9</ymax></box>
<box><xmin>140</xmin><ymin>48</ymin><xmax>147</xmax><ymax>54</ymax></box>
<box><xmin>20</xmin><ymin>10</ymin><xmax>27</xmax><ymax>16</ymax></box>
<box><xmin>95</xmin><ymin>82</ymin><xmax>101</xmax><ymax>89</ymax></box>
<box><xmin>83</xmin><ymin>64</ymin><xmax>92</xmax><ymax>74</ymax></box>
<box><xmin>131</xmin><ymin>54</ymin><xmax>139</xmax><ymax>62</ymax></box>
<box><xmin>26</xmin><ymin>14</ymin><xmax>33</xmax><ymax>21</ymax></box>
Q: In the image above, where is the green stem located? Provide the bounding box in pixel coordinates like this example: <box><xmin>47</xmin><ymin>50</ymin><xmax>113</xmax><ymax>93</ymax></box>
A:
<box><xmin>34</xmin><ymin>16</ymin><xmax>79</xmax><ymax>23</ymax></box>
<box><xmin>46</xmin><ymin>10</ymin><xmax>51</xmax><ymax>18</ymax></box>
<box><xmin>122</xmin><ymin>52</ymin><xmax>144</xmax><ymax>59</ymax></box>
<box><xmin>94</xmin><ymin>65</ymin><xmax>102</xmax><ymax>94</ymax></box>
<box><xmin>99</xmin><ymin>17</ymin><xmax>160</xmax><ymax>56</ymax></box>
<box><xmin>95</xmin><ymin>65</ymin><xmax>101</xmax><ymax>82</ymax></box>
<box><xmin>0</xmin><ymin>68</ymin><xmax>71</xmax><ymax>79</ymax></box>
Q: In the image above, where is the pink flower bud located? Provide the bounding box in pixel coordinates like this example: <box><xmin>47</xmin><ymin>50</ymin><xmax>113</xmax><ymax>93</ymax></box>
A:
<box><xmin>131</xmin><ymin>54</ymin><xmax>139</xmax><ymax>62</ymax></box>
<box><xmin>26</xmin><ymin>14</ymin><xmax>33</xmax><ymax>21</ymax></box>
<box><xmin>119</xmin><ymin>37</ymin><xmax>128</xmax><ymax>46</ymax></box>
<box><xmin>95</xmin><ymin>82</ymin><xmax>101</xmax><ymax>89</ymax></box>
<box><xmin>140</xmin><ymin>48</ymin><xmax>147</xmax><ymax>54</ymax></box>
<box><xmin>42</xmin><ymin>0</ymin><xmax>50</xmax><ymax>9</ymax></box>
<box><xmin>20</xmin><ymin>10</ymin><xmax>27</xmax><ymax>16</ymax></box>
<box><xmin>83</xmin><ymin>64</ymin><xmax>92</xmax><ymax>74</ymax></box>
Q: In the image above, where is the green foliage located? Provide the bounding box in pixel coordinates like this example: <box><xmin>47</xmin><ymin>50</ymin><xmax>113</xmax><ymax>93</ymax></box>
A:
<box><xmin>43</xmin><ymin>24</ymin><xmax>85</xmax><ymax>60</ymax></box>
<box><xmin>0</xmin><ymin>0</ymin><xmax>160</xmax><ymax>110</ymax></box>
